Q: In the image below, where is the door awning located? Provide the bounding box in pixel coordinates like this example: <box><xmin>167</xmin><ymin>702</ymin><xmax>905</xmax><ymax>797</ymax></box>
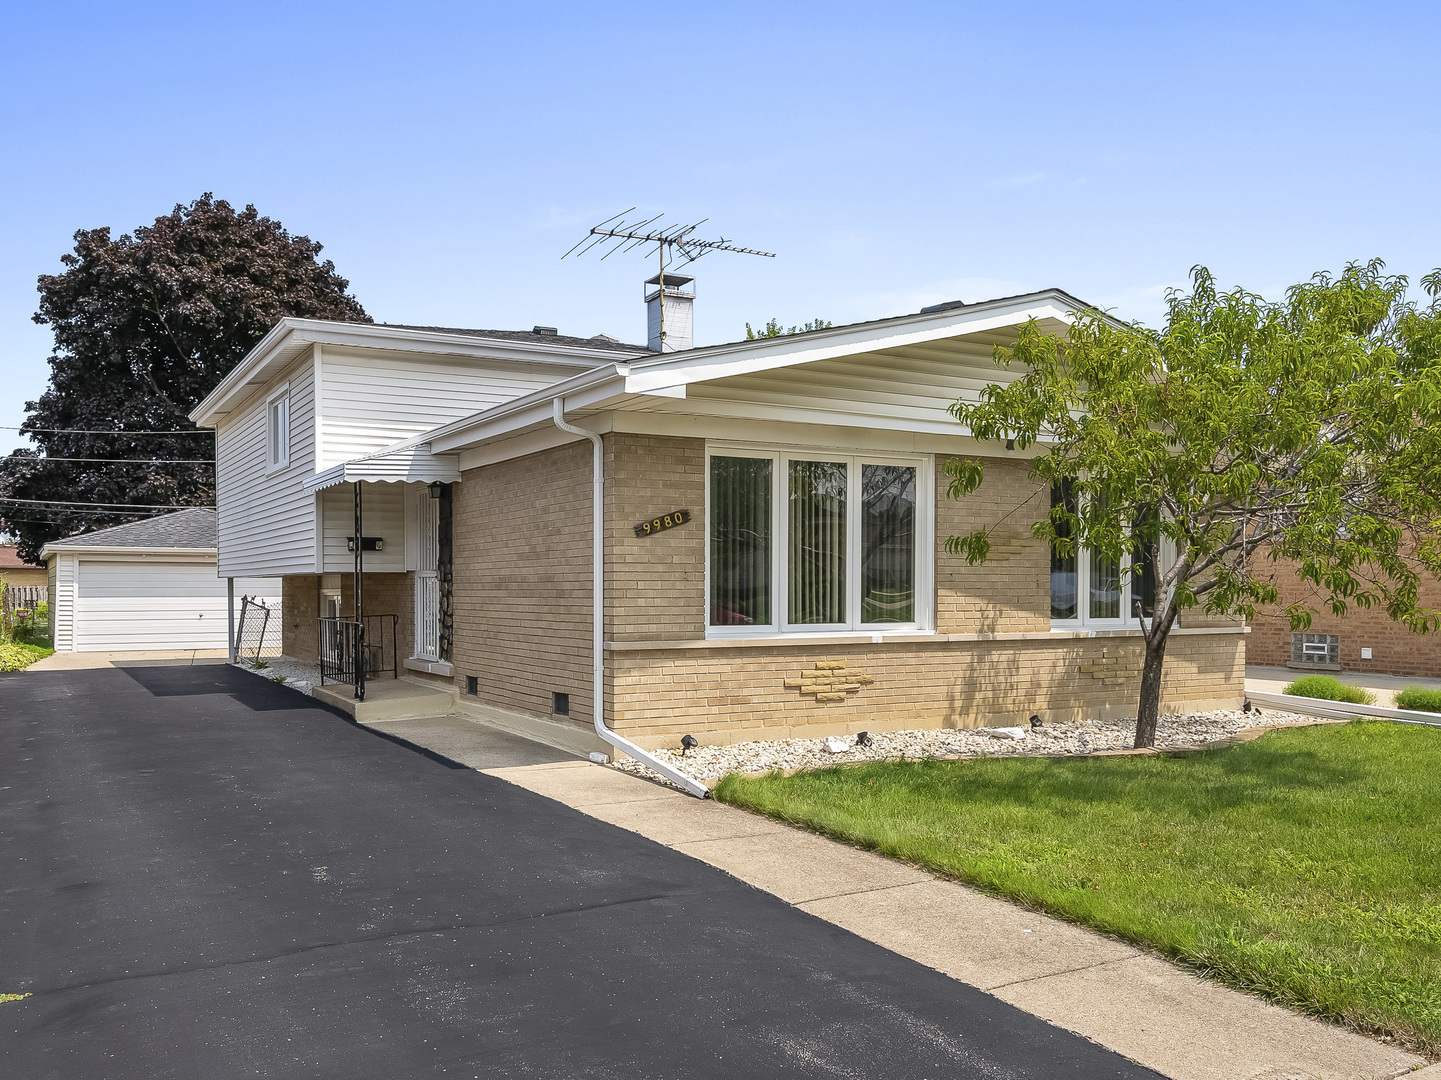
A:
<box><xmin>304</xmin><ymin>444</ymin><xmax>462</xmax><ymax>493</ymax></box>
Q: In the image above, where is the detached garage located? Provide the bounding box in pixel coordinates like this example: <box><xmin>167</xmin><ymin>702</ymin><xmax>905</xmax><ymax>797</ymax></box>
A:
<box><xmin>41</xmin><ymin>509</ymin><xmax>280</xmax><ymax>653</ymax></box>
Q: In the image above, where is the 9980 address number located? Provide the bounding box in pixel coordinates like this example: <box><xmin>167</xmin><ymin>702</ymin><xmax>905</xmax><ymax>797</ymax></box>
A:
<box><xmin>634</xmin><ymin>509</ymin><xmax>691</xmax><ymax>537</ymax></box>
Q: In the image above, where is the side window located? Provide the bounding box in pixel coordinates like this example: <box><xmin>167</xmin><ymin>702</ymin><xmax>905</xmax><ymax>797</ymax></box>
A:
<box><xmin>267</xmin><ymin>388</ymin><xmax>290</xmax><ymax>470</ymax></box>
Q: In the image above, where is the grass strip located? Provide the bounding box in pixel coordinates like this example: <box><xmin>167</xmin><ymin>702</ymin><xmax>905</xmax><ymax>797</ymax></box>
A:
<box><xmin>714</xmin><ymin>721</ymin><xmax>1441</xmax><ymax>1053</ymax></box>
<box><xmin>1282</xmin><ymin>674</ymin><xmax>1376</xmax><ymax>705</ymax></box>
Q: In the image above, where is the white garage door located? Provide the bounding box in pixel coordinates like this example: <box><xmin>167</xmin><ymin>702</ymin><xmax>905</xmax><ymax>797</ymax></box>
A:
<box><xmin>74</xmin><ymin>559</ymin><xmax>278</xmax><ymax>652</ymax></box>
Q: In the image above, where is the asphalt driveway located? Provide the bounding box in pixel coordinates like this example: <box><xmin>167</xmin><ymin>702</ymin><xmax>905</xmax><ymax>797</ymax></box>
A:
<box><xmin>0</xmin><ymin>664</ymin><xmax>1158</xmax><ymax>1079</ymax></box>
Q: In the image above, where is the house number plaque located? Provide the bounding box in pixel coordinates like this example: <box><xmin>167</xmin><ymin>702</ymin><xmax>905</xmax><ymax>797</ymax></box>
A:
<box><xmin>634</xmin><ymin>509</ymin><xmax>691</xmax><ymax>537</ymax></box>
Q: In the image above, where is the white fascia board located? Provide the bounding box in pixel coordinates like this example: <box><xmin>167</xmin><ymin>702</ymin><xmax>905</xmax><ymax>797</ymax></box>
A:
<box><xmin>620</xmin><ymin>294</ymin><xmax>1081</xmax><ymax>395</ymax></box>
<box><xmin>190</xmin><ymin>319</ymin><xmax>647</xmax><ymax>427</ymax></box>
<box><xmin>38</xmin><ymin>545</ymin><xmax>219</xmax><ymax>558</ymax></box>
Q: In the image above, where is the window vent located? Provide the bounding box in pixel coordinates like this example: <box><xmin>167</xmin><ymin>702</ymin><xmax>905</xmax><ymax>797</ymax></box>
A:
<box><xmin>1291</xmin><ymin>633</ymin><xmax>1340</xmax><ymax>666</ymax></box>
<box><xmin>466</xmin><ymin>676</ymin><xmax>478</xmax><ymax>696</ymax></box>
<box><xmin>553</xmin><ymin>692</ymin><xmax>570</xmax><ymax>717</ymax></box>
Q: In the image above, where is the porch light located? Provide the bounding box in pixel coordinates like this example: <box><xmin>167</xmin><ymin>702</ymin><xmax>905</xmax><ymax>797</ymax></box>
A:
<box><xmin>427</xmin><ymin>481</ymin><xmax>444</xmax><ymax>499</ymax></box>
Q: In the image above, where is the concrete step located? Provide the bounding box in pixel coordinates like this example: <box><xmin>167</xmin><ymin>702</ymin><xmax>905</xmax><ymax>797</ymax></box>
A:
<box><xmin>312</xmin><ymin>677</ymin><xmax>458</xmax><ymax>723</ymax></box>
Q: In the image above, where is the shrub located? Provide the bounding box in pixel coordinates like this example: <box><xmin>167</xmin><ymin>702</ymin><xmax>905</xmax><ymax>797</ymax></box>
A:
<box><xmin>0</xmin><ymin>641</ymin><xmax>51</xmax><ymax>672</ymax></box>
<box><xmin>1394</xmin><ymin>685</ymin><xmax>1441</xmax><ymax>714</ymax></box>
<box><xmin>1282</xmin><ymin>674</ymin><xmax>1376</xmax><ymax>705</ymax></box>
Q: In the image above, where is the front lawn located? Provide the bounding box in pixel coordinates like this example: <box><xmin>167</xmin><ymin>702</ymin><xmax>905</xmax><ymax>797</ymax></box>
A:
<box><xmin>715</xmin><ymin>721</ymin><xmax>1441</xmax><ymax>1052</ymax></box>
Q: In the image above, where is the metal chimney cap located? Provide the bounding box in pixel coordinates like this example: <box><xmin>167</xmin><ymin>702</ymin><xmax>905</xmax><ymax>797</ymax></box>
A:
<box><xmin>644</xmin><ymin>272</ymin><xmax>694</xmax><ymax>287</ymax></box>
<box><xmin>532</xmin><ymin>325</ymin><xmax>558</xmax><ymax>336</ymax></box>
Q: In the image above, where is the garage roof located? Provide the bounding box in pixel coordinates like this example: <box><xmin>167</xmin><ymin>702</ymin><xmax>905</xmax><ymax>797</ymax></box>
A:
<box><xmin>41</xmin><ymin>508</ymin><xmax>217</xmax><ymax>557</ymax></box>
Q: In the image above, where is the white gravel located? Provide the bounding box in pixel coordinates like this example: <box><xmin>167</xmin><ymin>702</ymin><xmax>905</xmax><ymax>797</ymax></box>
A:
<box><xmin>231</xmin><ymin>657</ymin><xmax>322</xmax><ymax>693</ymax></box>
<box><xmin>614</xmin><ymin>708</ymin><xmax>1325</xmax><ymax>784</ymax></box>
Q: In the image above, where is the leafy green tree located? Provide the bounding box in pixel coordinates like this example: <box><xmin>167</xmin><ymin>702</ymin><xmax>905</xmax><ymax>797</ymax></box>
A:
<box><xmin>745</xmin><ymin>317</ymin><xmax>832</xmax><ymax>339</ymax></box>
<box><xmin>947</xmin><ymin>262</ymin><xmax>1441</xmax><ymax>747</ymax></box>
<box><xmin>0</xmin><ymin>195</ymin><xmax>368</xmax><ymax>561</ymax></box>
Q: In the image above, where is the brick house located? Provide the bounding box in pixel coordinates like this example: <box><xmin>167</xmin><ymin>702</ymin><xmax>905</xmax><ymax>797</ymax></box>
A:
<box><xmin>191</xmin><ymin>290</ymin><xmax>1244</xmax><ymax>781</ymax></box>
<box><xmin>1247</xmin><ymin>550</ymin><xmax>1441</xmax><ymax>679</ymax></box>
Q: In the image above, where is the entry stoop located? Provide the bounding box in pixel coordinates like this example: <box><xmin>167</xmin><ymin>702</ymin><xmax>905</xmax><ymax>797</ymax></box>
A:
<box><xmin>311</xmin><ymin>677</ymin><xmax>459</xmax><ymax>723</ymax></box>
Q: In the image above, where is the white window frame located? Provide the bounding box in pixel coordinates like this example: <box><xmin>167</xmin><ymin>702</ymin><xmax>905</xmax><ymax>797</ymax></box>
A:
<box><xmin>1049</xmin><ymin>485</ymin><xmax>1173</xmax><ymax>631</ymax></box>
<box><xmin>266</xmin><ymin>384</ymin><xmax>291</xmax><ymax>472</ymax></box>
<box><xmin>705</xmin><ymin>443</ymin><xmax>934</xmax><ymax>639</ymax></box>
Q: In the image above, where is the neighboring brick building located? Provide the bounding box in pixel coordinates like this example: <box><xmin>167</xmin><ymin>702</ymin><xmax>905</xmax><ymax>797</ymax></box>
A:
<box><xmin>195</xmin><ymin>290</ymin><xmax>1245</xmax><ymax>774</ymax></box>
<box><xmin>1247</xmin><ymin>551</ymin><xmax>1441</xmax><ymax>679</ymax></box>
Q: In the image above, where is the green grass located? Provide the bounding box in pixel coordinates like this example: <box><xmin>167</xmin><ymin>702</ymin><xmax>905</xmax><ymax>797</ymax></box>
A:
<box><xmin>715</xmin><ymin>721</ymin><xmax>1441</xmax><ymax>1052</ymax></box>
<box><xmin>1396</xmin><ymin>686</ymin><xmax>1441</xmax><ymax>714</ymax></box>
<box><xmin>0</xmin><ymin>639</ymin><xmax>53</xmax><ymax>671</ymax></box>
<box><xmin>1282</xmin><ymin>673</ymin><xmax>1377</xmax><ymax>705</ymax></box>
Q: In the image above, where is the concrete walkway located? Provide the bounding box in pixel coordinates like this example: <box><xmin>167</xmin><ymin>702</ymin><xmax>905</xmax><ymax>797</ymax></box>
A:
<box><xmin>366</xmin><ymin>713</ymin><xmax>1430</xmax><ymax>1080</ymax></box>
<box><xmin>27</xmin><ymin>649</ymin><xmax>228</xmax><ymax>670</ymax></box>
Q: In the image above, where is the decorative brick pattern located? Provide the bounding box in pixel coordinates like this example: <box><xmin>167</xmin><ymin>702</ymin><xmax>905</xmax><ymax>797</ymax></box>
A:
<box><xmin>784</xmin><ymin>661</ymin><xmax>876</xmax><ymax>703</ymax></box>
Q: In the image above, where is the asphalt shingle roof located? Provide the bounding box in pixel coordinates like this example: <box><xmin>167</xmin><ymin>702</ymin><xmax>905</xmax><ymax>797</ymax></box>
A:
<box><xmin>381</xmin><ymin>325</ymin><xmax>652</xmax><ymax>353</ymax></box>
<box><xmin>50</xmin><ymin>508</ymin><xmax>217</xmax><ymax>551</ymax></box>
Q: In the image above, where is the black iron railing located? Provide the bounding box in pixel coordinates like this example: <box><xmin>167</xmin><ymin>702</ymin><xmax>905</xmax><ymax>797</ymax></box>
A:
<box><xmin>318</xmin><ymin>614</ymin><xmax>399</xmax><ymax>700</ymax></box>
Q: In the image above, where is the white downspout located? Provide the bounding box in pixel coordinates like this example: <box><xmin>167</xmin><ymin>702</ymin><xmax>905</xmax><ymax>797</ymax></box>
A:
<box><xmin>552</xmin><ymin>397</ymin><xmax>709</xmax><ymax>798</ymax></box>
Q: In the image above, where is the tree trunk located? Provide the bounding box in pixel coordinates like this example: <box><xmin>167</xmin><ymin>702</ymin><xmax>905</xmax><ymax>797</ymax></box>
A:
<box><xmin>1134</xmin><ymin>632</ymin><xmax>1170</xmax><ymax>749</ymax></box>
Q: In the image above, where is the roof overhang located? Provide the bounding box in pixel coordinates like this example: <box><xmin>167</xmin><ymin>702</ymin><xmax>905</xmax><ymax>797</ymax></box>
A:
<box><xmin>304</xmin><ymin>442</ymin><xmax>463</xmax><ymax>493</ymax></box>
<box><xmin>190</xmin><ymin>319</ymin><xmax>649</xmax><ymax>428</ymax></box>
<box><xmin>423</xmin><ymin>289</ymin><xmax>1094</xmax><ymax>456</ymax></box>
<box><xmin>40</xmin><ymin>545</ymin><xmax>218</xmax><ymax>560</ymax></box>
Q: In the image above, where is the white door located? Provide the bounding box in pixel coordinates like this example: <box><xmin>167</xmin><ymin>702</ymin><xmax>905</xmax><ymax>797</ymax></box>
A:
<box><xmin>413</xmin><ymin>494</ymin><xmax>441</xmax><ymax>661</ymax></box>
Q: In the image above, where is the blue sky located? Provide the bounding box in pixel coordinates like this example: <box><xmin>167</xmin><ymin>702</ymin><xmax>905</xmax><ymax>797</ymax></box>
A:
<box><xmin>2</xmin><ymin>1</ymin><xmax>1438</xmax><ymax>453</ymax></box>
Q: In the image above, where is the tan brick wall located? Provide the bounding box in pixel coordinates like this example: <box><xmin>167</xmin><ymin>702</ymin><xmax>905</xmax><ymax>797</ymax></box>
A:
<box><xmin>606</xmin><ymin>433</ymin><xmax>706</xmax><ymax>642</ymax></box>
<box><xmin>936</xmin><ymin>456</ymin><xmax>1050</xmax><ymax>634</ymax></box>
<box><xmin>335</xmin><ymin>573</ymin><xmax>414</xmax><ymax>669</ymax></box>
<box><xmin>451</xmin><ymin>440</ymin><xmax>594</xmax><ymax>727</ymax></box>
<box><xmin>1248</xmin><ymin>551</ymin><xmax>1441</xmax><ymax>677</ymax></box>
<box><xmin>610</xmin><ymin>631</ymin><xmax>1246</xmax><ymax>748</ymax></box>
<box><xmin>282</xmin><ymin>575</ymin><xmax>318</xmax><ymax>660</ymax></box>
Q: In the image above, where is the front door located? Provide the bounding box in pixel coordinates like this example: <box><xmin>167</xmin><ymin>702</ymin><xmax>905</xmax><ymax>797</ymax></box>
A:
<box><xmin>414</xmin><ymin>491</ymin><xmax>441</xmax><ymax>661</ymax></box>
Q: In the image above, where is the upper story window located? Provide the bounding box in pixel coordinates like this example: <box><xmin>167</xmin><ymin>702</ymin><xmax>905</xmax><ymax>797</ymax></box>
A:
<box><xmin>267</xmin><ymin>385</ymin><xmax>290</xmax><ymax>471</ymax></box>
<box><xmin>1050</xmin><ymin>479</ymin><xmax>1160</xmax><ymax>628</ymax></box>
<box><xmin>707</xmin><ymin>447</ymin><xmax>932</xmax><ymax>636</ymax></box>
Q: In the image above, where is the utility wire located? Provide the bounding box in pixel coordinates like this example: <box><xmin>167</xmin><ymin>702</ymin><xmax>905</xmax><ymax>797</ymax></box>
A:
<box><xmin>0</xmin><ymin>498</ymin><xmax>213</xmax><ymax>509</ymax></box>
<box><xmin>3</xmin><ymin>457</ymin><xmax>215</xmax><ymax>464</ymax></box>
<box><xmin>1</xmin><ymin>426</ymin><xmax>213</xmax><ymax>435</ymax></box>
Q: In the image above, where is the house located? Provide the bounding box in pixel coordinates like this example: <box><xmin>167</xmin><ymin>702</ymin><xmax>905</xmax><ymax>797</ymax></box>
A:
<box><xmin>40</xmin><ymin>509</ymin><xmax>280</xmax><ymax>653</ymax></box>
<box><xmin>190</xmin><ymin>287</ymin><xmax>1245</xmax><ymax>785</ymax></box>
<box><xmin>0</xmin><ymin>545</ymin><xmax>48</xmax><ymax>589</ymax></box>
<box><xmin>1247</xmin><ymin>550</ymin><xmax>1441</xmax><ymax>679</ymax></box>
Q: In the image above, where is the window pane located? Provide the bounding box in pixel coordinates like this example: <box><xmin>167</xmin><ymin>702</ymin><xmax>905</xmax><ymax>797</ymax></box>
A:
<box><xmin>1131</xmin><ymin>507</ymin><xmax>1158</xmax><ymax>619</ymax></box>
<box><xmin>709</xmin><ymin>456</ymin><xmax>772</xmax><ymax>626</ymax></box>
<box><xmin>788</xmin><ymin>460</ymin><xmax>847</xmax><ymax>625</ymax></box>
<box><xmin>861</xmin><ymin>464</ymin><xmax>915</xmax><ymax>623</ymax></box>
<box><xmin>1050</xmin><ymin>481</ymin><xmax>1078</xmax><ymax>620</ymax></box>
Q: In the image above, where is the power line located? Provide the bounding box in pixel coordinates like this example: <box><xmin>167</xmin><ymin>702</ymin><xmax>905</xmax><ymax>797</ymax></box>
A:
<box><xmin>0</xmin><ymin>426</ymin><xmax>213</xmax><ymax>435</ymax></box>
<box><xmin>0</xmin><ymin>498</ymin><xmax>213</xmax><ymax>509</ymax></box>
<box><xmin>3</xmin><ymin>457</ymin><xmax>215</xmax><ymax>464</ymax></box>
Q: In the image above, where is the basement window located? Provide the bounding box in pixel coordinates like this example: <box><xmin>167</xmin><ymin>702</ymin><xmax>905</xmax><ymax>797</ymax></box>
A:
<box><xmin>266</xmin><ymin>384</ymin><xmax>290</xmax><ymax>471</ymax></box>
<box><xmin>706</xmin><ymin>446</ymin><xmax>932</xmax><ymax>635</ymax></box>
<box><xmin>553</xmin><ymin>692</ymin><xmax>570</xmax><ymax>717</ymax></box>
<box><xmin>1291</xmin><ymin>633</ymin><xmax>1340</xmax><ymax>667</ymax></box>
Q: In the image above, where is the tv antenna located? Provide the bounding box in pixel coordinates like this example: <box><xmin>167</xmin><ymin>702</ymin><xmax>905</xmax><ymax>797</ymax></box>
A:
<box><xmin>563</xmin><ymin>209</ymin><xmax>775</xmax><ymax>349</ymax></box>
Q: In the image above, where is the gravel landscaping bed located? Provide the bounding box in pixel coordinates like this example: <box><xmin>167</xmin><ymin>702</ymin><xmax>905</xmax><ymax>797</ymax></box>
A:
<box><xmin>614</xmin><ymin>708</ymin><xmax>1326</xmax><ymax>785</ymax></box>
<box><xmin>230</xmin><ymin>657</ymin><xmax>322</xmax><ymax>693</ymax></box>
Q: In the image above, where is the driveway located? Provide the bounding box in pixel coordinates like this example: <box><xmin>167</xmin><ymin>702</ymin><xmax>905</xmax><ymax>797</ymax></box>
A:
<box><xmin>0</xmin><ymin>664</ymin><xmax>1156</xmax><ymax>1079</ymax></box>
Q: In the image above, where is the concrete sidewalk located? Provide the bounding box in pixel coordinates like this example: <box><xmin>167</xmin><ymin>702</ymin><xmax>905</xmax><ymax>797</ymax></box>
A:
<box><xmin>367</xmin><ymin>713</ymin><xmax>1428</xmax><ymax>1080</ymax></box>
<box><xmin>27</xmin><ymin>649</ymin><xmax>228</xmax><ymax>671</ymax></box>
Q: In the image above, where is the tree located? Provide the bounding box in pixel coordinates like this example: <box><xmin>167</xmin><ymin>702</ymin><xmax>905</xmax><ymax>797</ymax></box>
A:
<box><xmin>946</xmin><ymin>262</ymin><xmax>1441</xmax><ymax>748</ymax></box>
<box><xmin>745</xmin><ymin>316</ymin><xmax>832</xmax><ymax>339</ymax></box>
<box><xmin>0</xmin><ymin>195</ymin><xmax>368</xmax><ymax>561</ymax></box>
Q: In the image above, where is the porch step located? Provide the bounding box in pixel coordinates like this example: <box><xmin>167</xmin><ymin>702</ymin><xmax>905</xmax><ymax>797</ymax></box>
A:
<box><xmin>312</xmin><ymin>677</ymin><xmax>458</xmax><ymax>723</ymax></box>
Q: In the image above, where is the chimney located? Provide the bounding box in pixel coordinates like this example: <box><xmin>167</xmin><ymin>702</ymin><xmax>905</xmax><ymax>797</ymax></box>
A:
<box><xmin>645</xmin><ymin>272</ymin><xmax>694</xmax><ymax>352</ymax></box>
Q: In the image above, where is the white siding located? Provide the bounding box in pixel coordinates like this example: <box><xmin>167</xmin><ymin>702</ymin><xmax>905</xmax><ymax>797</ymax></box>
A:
<box><xmin>320</xmin><ymin>482</ymin><xmax>405</xmax><ymax>573</ymax></box>
<box><xmin>51</xmin><ymin>554</ymin><xmax>74</xmax><ymax>651</ymax></box>
<box><xmin>317</xmin><ymin>347</ymin><xmax>566</xmax><ymax>469</ymax></box>
<box><xmin>60</xmin><ymin>556</ymin><xmax>278</xmax><ymax>652</ymax></box>
<box><xmin>215</xmin><ymin>354</ymin><xmax>318</xmax><ymax>576</ymax></box>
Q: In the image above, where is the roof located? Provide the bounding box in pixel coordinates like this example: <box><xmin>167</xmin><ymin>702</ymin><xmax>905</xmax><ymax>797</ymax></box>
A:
<box><xmin>381</xmin><ymin>325</ymin><xmax>649</xmax><ymax>353</ymax></box>
<box><xmin>41</xmin><ymin>508</ymin><xmax>217</xmax><ymax>556</ymax></box>
<box><xmin>0</xmin><ymin>545</ymin><xmax>39</xmax><ymax>570</ymax></box>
